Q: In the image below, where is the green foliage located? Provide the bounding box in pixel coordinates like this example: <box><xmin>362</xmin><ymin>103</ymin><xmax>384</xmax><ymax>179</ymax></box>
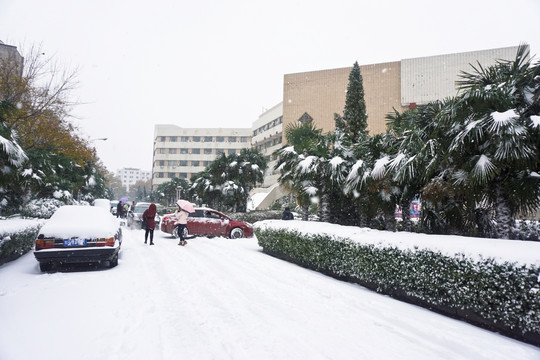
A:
<box><xmin>256</xmin><ymin>227</ymin><xmax>540</xmax><ymax>338</ymax></box>
<box><xmin>190</xmin><ymin>149</ymin><xmax>267</xmax><ymax>212</ymax></box>
<box><xmin>0</xmin><ymin>222</ymin><xmax>42</xmax><ymax>266</ymax></box>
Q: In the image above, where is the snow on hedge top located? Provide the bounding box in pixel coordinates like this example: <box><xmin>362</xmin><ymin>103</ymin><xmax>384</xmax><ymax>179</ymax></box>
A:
<box><xmin>254</xmin><ymin>220</ymin><xmax>540</xmax><ymax>266</ymax></box>
<box><xmin>38</xmin><ymin>205</ymin><xmax>120</xmax><ymax>239</ymax></box>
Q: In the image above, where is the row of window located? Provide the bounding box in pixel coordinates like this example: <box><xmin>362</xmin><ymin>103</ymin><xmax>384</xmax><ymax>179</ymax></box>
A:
<box><xmin>253</xmin><ymin>116</ymin><xmax>283</xmax><ymax>136</ymax></box>
<box><xmin>155</xmin><ymin>172</ymin><xmax>189</xmax><ymax>179</ymax></box>
<box><xmin>157</xmin><ymin>136</ymin><xmax>250</xmax><ymax>143</ymax></box>
<box><xmin>253</xmin><ymin>136</ymin><xmax>283</xmax><ymax>152</ymax></box>
<box><xmin>156</xmin><ymin>148</ymin><xmax>240</xmax><ymax>155</ymax></box>
<box><xmin>156</xmin><ymin>160</ymin><xmax>211</xmax><ymax>167</ymax></box>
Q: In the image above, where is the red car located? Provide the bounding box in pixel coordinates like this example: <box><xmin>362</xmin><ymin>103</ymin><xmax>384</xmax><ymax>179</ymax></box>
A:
<box><xmin>160</xmin><ymin>207</ymin><xmax>254</xmax><ymax>239</ymax></box>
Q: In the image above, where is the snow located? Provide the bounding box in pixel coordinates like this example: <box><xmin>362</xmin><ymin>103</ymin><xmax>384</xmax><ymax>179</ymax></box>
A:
<box><xmin>1</xmin><ymin>219</ymin><xmax>540</xmax><ymax>359</ymax></box>
<box><xmin>531</xmin><ymin>115</ymin><xmax>540</xmax><ymax>128</ymax></box>
<box><xmin>38</xmin><ymin>205</ymin><xmax>121</xmax><ymax>239</ymax></box>
<box><xmin>255</xmin><ymin>220</ymin><xmax>540</xmax><ymax>266</ymax></box>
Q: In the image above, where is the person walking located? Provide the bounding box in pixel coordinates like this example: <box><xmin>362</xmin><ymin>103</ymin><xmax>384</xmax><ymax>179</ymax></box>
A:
<box><xmin>174</xmin><ymin>206</ymin><xmax>189</xmax><ymax>246</ymax></box>
<box><xmin>142</xmin><ymin>203</ymin><xmax>157</xmax><ymax>245</ymax></box>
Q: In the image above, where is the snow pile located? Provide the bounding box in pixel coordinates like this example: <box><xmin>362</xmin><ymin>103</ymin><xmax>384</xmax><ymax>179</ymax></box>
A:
<box><xmin>38</xmin><ymin>205</ymin><xmax>120</xmax><ymax>239</ymax></box>
<box><xmin>255</xmin><ymin>220</ymin><xmax>540</xmax><ymax>265</ymax></box>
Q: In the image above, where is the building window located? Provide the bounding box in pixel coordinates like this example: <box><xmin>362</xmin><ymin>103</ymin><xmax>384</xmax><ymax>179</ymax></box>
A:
<box><xmin>168</xmin><ymin>160</ymin><xmax>176</xmax><ymax>166</ymax></box>
<box><xmin>170</xmin><ymin>136</ymin><xmax>177</xmax><ymax>142</ymax></box>
<box><xmin>179</xmin><ymin>160</ymin><xmax>188</xmax><ymax>166</ymax></box>
<box><xmin>193</xmin><ymin>136</ymin><xmax>201</xmax><ymax>142</ymax></box>
<box><xmin>216</xmin><ymin>149</ymin><xmax>224</xmax><ymax>155</ymax></box>
<box><xmin>179</xmin><ymin>173</ymin><xmax>188</xmax><ymax>179</ymax></box>
<box><xmin>159</xmin><ymin>160</ymin><xmax>165</xmax><ymax>166</ymax></box>
<box><xmin>180</xmin><ymin>148</ymin><xmax>189</xmax><ymax>154</ymax></box>
<box><xmin>181</xmin><ymin>136</ymin><xmax>189</xmax><ymax>142</ymax></box>
<box><xmin>192</xmin><ymin>161</ymin><xmax>200</xmax><ymax>166</ymax></box>
<box><xmin>192</xmin><ymin>148</ymin><xmax>200</xmax><ymax>154</ymax></box>
<box><xmin>204</xmin><ymin>136</ymin><xmax>213</xmax><ymax>142</ymax></box>
<box><xmin>203</xmin><ymin>161</ymin><xmax>210</xmax><ymax>166</ymax></box>
<box><xmin>158</xmin><ymin>172</ymin><xmax>164</xmax><ymax>178</ymax></box>
<box><xmin>159</xmin><ymin>136</ymin><xmax>166</xmax><ymax>142</ymax></box>
<box><xmin>169</xmin><ymin>148</ymin><xmax>177</xmax><ymax>154</ymax></box>
<box><xmin>241</xmin><ymin>137</ymin><xmax>249</xmax><ymax>142</ymax></box>
<box><xmin>158</xmin><ymin>148</ymin><xmax>166</xmax><ymax>154</ymax></box>
<box><xmin>228</xmin><ymin>136</ymin><xmax>237</xmax><ymax>142</ymax></box>
<box><xmin>228</xmin><ymin>149</ymin><xmax>236</xmax><ymax>155</ymax></box>
<box><xmin>168</xmin><ymin>173</ymin><xmax>175</xmax><ymax>178</ymax></box>
<box><xmin>252</xmin><ymin>130</ymin><xmax>257</xmax><ymax>136</ymax></box>
<box><xmin>216</xmin><ymin>136</ymin><xmax>225</xmax><ymax>142</ymax></box>
<box><xmin>204</xmin><ymin>148</ymin><xmax>213</xmax><ymax>154</ymax></box>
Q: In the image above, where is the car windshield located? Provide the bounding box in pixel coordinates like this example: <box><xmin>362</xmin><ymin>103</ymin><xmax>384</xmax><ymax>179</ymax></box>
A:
<box><xmin>133</xmin><ymin>204</ymin><xmax>150</xmax><ymax>213</ymax></box>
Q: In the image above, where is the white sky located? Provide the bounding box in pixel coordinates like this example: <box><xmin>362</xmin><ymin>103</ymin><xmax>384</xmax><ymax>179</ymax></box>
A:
<box><xmin>1</xmin><ymin>0</ymin><xmax>539</xmax><ymax>172</ymax></box>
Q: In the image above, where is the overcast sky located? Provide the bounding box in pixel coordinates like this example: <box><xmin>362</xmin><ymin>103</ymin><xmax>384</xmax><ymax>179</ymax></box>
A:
<box><xmin>1</xmin><ymin>0</ymin><xmax>539</xmax><ymax>172</ymax></box>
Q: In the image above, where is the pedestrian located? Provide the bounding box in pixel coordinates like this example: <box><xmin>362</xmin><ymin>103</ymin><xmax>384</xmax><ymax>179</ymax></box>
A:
<box><xmin>116</xmin><ymin>201</ymin><xmax>123</xmax><ymax>218</ymax></box>
<box><xmin>142</xmin><ymin>203</ymin><xmax>157</xmax><ymax>245</ymax></box>
<box><xmin>282</xmin><ymin>206</ymin><xmax>294</xmax><ymax>220</ymax></box>
<box><xmin>174</xmin><ymin>206</ymin><xmax>189</xmax><ymax>246</ymax></box>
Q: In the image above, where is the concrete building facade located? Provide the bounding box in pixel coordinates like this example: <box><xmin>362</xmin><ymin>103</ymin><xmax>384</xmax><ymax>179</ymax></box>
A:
<box><xmin>116</xmin><ymin>167</ymin><xmax>151</xmax><ymax>191</ymax></box>
<box><xmin>282</xmin><ymin>45</ymin><xmax>523</xmax><ymax>137</ymax></box>
<box><xmin>152</xmin><ymin>125</ymin><xmax>252</xmax><ymax>190</ymax></box>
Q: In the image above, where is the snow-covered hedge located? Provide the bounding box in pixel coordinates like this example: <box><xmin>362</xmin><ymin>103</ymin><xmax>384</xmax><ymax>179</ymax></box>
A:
<box><xmin>255</xmin><ymin>228</ymin><xmax>540</xmax><ymax>346</ymax></box>
<box><xmin>0</xmin><ymin>220</ymin><xmax>43</xmax><ymax>266</ymax></box>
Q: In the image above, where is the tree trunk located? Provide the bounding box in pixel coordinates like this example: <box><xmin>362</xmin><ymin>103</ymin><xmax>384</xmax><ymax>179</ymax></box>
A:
<box><xmin>494</xmin><ymin>183</ymin><xmax>512</xmax><ymax>239</ymax></box>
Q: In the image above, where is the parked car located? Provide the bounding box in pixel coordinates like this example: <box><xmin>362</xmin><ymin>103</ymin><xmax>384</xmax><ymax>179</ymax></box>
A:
<box><xmin>160</xmin><ymin>207</ymin><xmax>254</xmax><ymax>239</ymax></box>
<box><xmin>34</xmin><ymin>205</ymin><xmax>123</xmax><ymax>272</ymax></box>
<box><xmin>110</xmin><ymin>200</ymin><xmax>119</xmax><ymax>215</ymax></box>
<box><xmin>93</xmin><ymin>198</ymin><xmax>111</xmax><ymax>211</ymax></box>
<box><xmin>127</xmin><ymin>202</ymin><xmax>161</xmax><ymax>229</ymax></box>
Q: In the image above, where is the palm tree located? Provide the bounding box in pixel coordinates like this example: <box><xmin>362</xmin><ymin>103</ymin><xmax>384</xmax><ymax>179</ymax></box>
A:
<box><xmin>441</xmin><ymin>44</ymin><xmax>540</xmax><ymax>238</ymax></box>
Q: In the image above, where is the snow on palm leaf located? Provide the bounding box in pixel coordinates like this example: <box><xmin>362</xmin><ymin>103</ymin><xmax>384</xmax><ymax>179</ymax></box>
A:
<box><xmin>371</xmin><ymin>156</ymin><xmax>390</xmax><ymax>180</ymax></box>
<box><xmin>297</xmin><ymin>155</ymin><xmax>318</xmax><ymax>174</ymax></box>
<box><xmin>0</xmin><ymin>133</ymin><xmax>27</xmax><ymax>169</ymax></box>
<box><xmin>471</xmin><ymin>154</ymin><xmax>497</xmax><ymax>184</ymax></box>
<box><xmin>344</xmin><ymin>159</ymin><xmax>365</xmax><ymax>192</ymax></box>
<box><xmin>531</xmin><ymin>115</ymin><xmax>540</xmax><ymax>128</ymax></box>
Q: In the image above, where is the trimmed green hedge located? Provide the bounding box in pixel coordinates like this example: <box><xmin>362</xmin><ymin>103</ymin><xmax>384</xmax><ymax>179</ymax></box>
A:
<box><xmin>0</xmin><ymin>224</ymin><xmax>42</xmax><ymax>266</ymax></box>
<box><xmin>255</xmin><ymin>228</ymin><xmax>540</xmax><ymax>346</ymax></box>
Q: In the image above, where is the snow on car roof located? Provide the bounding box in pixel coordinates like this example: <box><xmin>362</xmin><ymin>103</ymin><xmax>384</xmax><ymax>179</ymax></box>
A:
<box><xmin>39</xmin><ymin>205</ymin><xmax>120</xmax><ymax>239</ymax></box>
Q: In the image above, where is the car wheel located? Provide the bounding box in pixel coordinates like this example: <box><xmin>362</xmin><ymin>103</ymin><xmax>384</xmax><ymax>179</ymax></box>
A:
<box><xmin>173</xmin><ymin>226</ymin><xmax>189</xmax><ymax>239</ymax></box>
<box><xmin>109</xmin><ymin>254</ymin><xmax>118</xmax><ymax>268</ymax></box>
<box><xmin>230</xmin><ymin>227</ymin><xmax>244</xmax><ymax>239</ymax></box>
<box><xmin>39</xmin><ymin>262</ymin><xmax>54</xmax><ymax>272</ymax></box>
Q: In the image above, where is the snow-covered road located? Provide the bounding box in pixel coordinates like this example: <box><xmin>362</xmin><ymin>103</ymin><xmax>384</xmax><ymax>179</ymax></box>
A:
<box><xmin>1</xmin><ymin>228</ymin><xmax>539</xmax><ymax>360</ymax></box>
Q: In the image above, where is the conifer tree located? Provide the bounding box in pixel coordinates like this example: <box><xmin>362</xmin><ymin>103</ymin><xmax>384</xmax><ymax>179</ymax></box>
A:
<box><xmin>342</xmin><ymin>61</ymin><xmax>368</xmax><ymax>142</ymax></box>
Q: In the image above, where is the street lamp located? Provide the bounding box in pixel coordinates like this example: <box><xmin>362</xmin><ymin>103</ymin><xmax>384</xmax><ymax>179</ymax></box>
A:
<box><xmin>90</xmin><ymin>137</ymin><xmax>108</xmax><ymax>142</ymax></box>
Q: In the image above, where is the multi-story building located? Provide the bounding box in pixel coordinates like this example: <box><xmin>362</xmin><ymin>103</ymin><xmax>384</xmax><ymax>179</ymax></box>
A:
<box><xmin>282</xmin><ymin>45</ymin><xmax>525</xmax><ymax>136</ymax></box>
<box><xmin>116</xmin><ymin>167</ymin><xmax>151</xmax><ymax>191</ymax></box>
<box><xmin>0</xmin><ymin>40</ymin><xmax>24</xmax><ymax>67</ymax></box>
<box><xmin>152</xmin><ymin>125</ymin><xmax>252</xmax><ymax>190</ymax></box>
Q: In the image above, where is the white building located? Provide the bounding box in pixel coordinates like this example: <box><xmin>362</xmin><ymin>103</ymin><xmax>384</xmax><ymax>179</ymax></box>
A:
<box><xmin>116</xmin><ymin>168</ymin><xmax>151</xmax><ymax>191</ymax></box>
<box><xmin>152</xmin><ymin>125</ymin><xmax>252</xmax><ymax>190</ymax></box>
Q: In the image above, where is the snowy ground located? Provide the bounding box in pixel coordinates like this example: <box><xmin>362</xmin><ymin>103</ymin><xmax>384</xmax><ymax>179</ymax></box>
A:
<box><xmin>1</xmin><ymin>226</ymin><xmax>539</xmax><ymax>360</ymax></box>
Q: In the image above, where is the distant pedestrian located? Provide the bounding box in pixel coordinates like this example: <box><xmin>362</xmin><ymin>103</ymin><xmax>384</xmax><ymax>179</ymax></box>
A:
<box><xmin>282</xmin><ymin>206</ymin><xmax>294</xmax><ymax>220</ymax></box>
<box><xmin>143</xmin><ymin>203</ymin><xmax>157</xmax><ymax>245</ymax></box>
<box><xmin>174</xmin><ymin>206</ymin><xmax>189</xmax><ymax>246</ymax></box>
<box><xmin>117</xmin><ymin>201</ymin><xmax>123</xmax><ymax>218</ymax></box>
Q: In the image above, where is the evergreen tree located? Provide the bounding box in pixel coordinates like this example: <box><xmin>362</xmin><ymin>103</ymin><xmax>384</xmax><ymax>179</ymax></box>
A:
<box><xmin>341</xmin><ymin>61</ymin><xmax>368</xmax><ymax>143</ymax></box>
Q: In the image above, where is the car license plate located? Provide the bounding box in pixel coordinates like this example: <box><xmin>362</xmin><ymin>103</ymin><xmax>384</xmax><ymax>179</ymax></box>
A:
<box><xmin>64</xmin><ymin>238</ymin><xmax>87</xmax><ymax>247</ymax></box>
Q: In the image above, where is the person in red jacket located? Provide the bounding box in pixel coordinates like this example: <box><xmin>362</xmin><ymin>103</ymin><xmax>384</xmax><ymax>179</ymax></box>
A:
<box><xmin>142</xmin><ymin>203</ymin><xmax>157</xmax><ymax>245</ymax></box>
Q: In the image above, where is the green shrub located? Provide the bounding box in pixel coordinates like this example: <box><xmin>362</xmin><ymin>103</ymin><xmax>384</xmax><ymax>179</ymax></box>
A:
<box><xmin>0</xmin><ymin>223</ymin><xmax>42</xmax><ymax>266</ymax></box>
<box><xmin>255</xmin><ymin>227</ymin><xmax>540</xmax><ymax>342</ymax></box>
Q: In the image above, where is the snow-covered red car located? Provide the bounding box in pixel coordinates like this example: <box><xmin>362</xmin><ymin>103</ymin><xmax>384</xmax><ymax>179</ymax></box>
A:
<box><xmin>160</xmin><ymin>207</ymin><xmax>253</xmax><ymax>239</ymax></box>
<box><xmin>34</xmin><ymin>205</ymin><xmax>123</xmax><ymax>272</ymax></box>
